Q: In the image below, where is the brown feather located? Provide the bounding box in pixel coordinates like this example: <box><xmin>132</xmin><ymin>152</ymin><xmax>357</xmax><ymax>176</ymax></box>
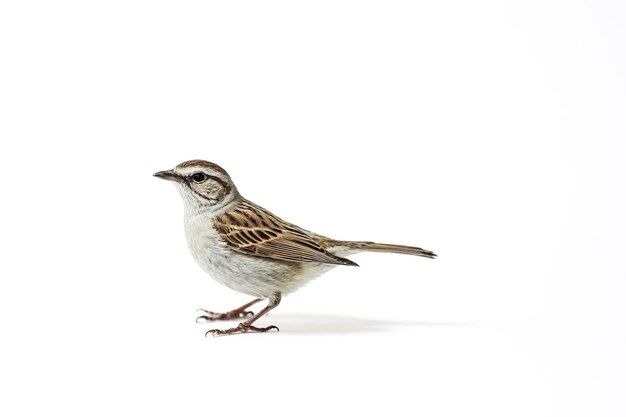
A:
<box><xmin>176</xmin><ymin>159</ymin><xmax>229</xmax><ymax>176</ymax></box>
<box><xmin>328</xmin><ymin>240</ymin><xmax>437</xmax><ymax>259</ymax></box>
<box><xmin>213</xmin><ymin>199</ymin><xmax>358</xmax><ymax>266</ymax></box>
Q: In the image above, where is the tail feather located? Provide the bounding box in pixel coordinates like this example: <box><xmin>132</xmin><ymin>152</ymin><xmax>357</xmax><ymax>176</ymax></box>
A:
<box><xmin>337</xmin><ymin>241</ymin><xmax>437</xmax><ymax>259</ymax></box>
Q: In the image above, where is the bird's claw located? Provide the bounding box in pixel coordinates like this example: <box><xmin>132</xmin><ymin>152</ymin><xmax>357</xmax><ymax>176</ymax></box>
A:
<box><xmin>205</xmin><ymin>324</ymin><xmax>280</xmax><ymax>337</ymax></box>
<box><xmin>195</xmin><ymin>309</ymin><xmax>255</xmax><ymax>322</ymax></box>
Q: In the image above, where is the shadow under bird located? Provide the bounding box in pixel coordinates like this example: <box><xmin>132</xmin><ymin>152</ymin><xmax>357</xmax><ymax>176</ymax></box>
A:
<box><xmin>154</xmin><ymin>160</ymin><xmax>436</xmax><ymax>336</ymax></box>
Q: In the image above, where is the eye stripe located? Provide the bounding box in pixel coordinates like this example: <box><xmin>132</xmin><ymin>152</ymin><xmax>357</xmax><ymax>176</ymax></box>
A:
<box><xmin>184</xmin><ymin>174</ymin><xmax>230</xmax><ymax>191</ymax></box>
<box><xmin>184</xmin><ymin>174</ymin><xmax>233</xmax><ymax>204</ymax></box>
<box><xmin>204</xmin><ymin>175</ymin><xmax>231</xmax><ymax>193</ymax></box>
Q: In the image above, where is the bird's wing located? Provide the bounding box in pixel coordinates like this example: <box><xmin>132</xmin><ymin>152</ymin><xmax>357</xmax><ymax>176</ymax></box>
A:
<box><xmin>213</xmin><ymin>199</ymin><xmax>358</xmax><ymax>266</ymax></box>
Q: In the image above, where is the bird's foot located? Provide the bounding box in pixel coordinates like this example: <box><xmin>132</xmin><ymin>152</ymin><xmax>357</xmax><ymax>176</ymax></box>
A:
<box><xmin>195</xmin><ymin>308</ymin><xmax>254</xmax><ymax>322</ymax></box>
<box><xmin>205</xmin><ymin>322</ymin><xmax>279</xmax><ymax>337</ymax></box>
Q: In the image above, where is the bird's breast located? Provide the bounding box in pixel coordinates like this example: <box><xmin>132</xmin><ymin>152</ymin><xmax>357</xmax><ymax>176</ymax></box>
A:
<box><xmin>184</xmin><ymin>216</ymin><xmax>228</xmax><ymax>269</ymax></box>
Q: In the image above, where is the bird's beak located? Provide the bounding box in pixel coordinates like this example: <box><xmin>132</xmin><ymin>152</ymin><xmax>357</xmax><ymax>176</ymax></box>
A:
<box><xmin>153</xmin><ymin>170</ymin><xmax>182</xmax><ymax>182</ymax></box>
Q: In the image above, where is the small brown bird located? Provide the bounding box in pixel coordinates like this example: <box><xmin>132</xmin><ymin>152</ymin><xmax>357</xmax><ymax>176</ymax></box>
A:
<box><xmin>154</xmin><ymin>160</ymin><xmax>436</xmax><ymax>336</ymax></box>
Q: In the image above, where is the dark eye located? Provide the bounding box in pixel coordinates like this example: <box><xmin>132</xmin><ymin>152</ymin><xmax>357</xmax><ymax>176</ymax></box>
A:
<box><xmin>191</xmin><ymin>172</ymin><xmax>207</xmax><ymax>183</ymax></box>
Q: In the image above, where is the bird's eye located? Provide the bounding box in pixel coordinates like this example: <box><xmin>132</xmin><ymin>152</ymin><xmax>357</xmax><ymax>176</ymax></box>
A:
<box><xmin>191</xmin><ymin>172</ymin><xmax>207</xmax><ymax>183</ymax></box>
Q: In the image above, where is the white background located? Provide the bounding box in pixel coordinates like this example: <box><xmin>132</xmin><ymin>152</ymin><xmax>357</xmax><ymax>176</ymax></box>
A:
<box><xmin>1</xmin><ymin>1</ymin><xmax>624</xmax><ymax>416</ymax></box>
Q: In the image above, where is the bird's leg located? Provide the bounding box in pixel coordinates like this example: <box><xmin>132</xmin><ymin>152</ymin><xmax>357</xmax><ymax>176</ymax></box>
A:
<box><xmin>196</xmin><ymin>298</ymin><xmax>262</xmax><ymax>322</ymax></box>
<box><xmin>206</xmin><ymin>293</ymin><xmax>281</xmax><ymax>336</ymax></box>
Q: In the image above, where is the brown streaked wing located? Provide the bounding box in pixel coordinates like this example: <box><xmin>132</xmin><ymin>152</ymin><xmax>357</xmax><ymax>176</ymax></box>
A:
<box><xmin>213</xmin><ymin>200</ymin><xmax>358</xmax><ymax>266</ymax></box>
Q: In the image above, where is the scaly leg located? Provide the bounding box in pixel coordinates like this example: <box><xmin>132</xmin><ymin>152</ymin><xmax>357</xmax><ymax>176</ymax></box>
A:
<box><xmin>196</xmin><ymin>298</ymin><xmax>262</xmax><ymax>322</ymax></box>
<box><xmin>206</xmin><ymin>293</ymin><xmax>281</xmax><ymax>336</ymax></box>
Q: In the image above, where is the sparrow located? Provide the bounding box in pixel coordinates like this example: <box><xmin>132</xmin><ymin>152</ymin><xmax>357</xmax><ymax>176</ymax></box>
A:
<box><xmin>154</xmin><ymin>159</ymin><xmax>436</xmax><ymax>336</ymax></box>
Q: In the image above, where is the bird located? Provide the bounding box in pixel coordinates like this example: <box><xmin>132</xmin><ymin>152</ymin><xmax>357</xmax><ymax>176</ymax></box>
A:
<box><xmin>154</xmin><ymin>159</ymin><xmax>436</xmax><ymax>336</ymax></box>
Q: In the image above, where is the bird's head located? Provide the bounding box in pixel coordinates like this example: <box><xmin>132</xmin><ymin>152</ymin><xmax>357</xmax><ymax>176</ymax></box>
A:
<box><xmin>154</xmin><ymin>159</ymin><xmax>239</xmax><ymax>215</ymax></box>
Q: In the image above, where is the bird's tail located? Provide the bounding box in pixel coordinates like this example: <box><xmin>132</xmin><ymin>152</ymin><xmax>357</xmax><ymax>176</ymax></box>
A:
<box><xmin>334</xmin><ymin>240</ymin><xmax>437</xmax><ymax>259</ymax></box>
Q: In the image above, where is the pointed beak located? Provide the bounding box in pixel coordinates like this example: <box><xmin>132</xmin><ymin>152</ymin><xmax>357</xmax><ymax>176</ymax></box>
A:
<box><xmin>153</xmin><ymin>170</ymin><xmax>182</xmax><ymax>182</ymax></box>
